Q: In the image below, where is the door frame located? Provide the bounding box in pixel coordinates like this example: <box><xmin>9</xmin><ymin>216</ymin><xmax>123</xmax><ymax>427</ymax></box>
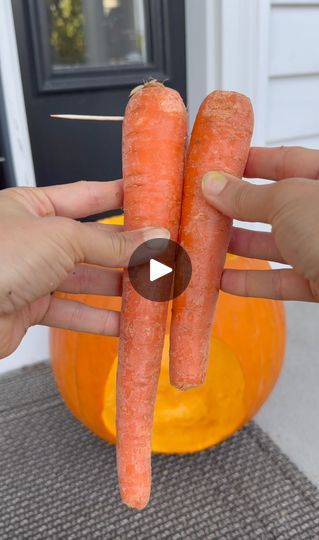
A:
<box><xmin>0</xmin><ymin>0</ymin><xmax>36</xmax><ymax>187</ymax></box>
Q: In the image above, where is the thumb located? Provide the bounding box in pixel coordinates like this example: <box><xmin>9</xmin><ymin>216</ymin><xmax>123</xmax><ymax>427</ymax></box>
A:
<box><xmin>77</xmin><ymin>224</ymin><xmax>170</xmax><ymax>268</ymax></box>
<box><xmin>202</xmin><ymin>171</ymin><xmax>275</xmax><ymax>223</ymax></box>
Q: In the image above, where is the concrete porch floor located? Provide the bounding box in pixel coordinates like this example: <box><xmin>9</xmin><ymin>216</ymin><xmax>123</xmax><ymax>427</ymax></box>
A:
<box><xmin>256</xmin><ymin>301</ymin><xmax>319</xmax><ymax>487</ymax></box>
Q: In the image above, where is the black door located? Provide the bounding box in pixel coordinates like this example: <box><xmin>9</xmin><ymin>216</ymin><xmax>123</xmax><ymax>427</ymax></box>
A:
<box><xmin>12</xmin><ymin>0</ymin><xmax>186</xmax><ymax>193</ymax></box>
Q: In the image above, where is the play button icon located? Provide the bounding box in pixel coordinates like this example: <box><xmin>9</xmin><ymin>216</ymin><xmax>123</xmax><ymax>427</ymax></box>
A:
<box><xmin>150</xmin><ymin>259</ymin><xmax>173</xmax><ymax>282</ymax></box>
<box><xmin>128</xmin><ymin>239</ymin><xmax>192</xmax><ymax>302</ymax></box>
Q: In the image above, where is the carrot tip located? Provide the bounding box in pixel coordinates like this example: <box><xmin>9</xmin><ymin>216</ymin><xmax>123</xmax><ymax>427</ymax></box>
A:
<box><xmin>170</xmin><ymin>378</ymin><xmax>205</xmax><ymax>391</ymax></box>
<box><xmin>121</xmin><ymin>493</ymin><xmax>150</xmax><ymax>511</ymax></box>
<box><xmin>119</xmin><ymin>477</ymin><xmax>151</xmax><ymax>510</ymax></box>
<box><xmin>129</xmin><ymin>78</ymin><xmax>165</xmax><ymax>97</ymax></box>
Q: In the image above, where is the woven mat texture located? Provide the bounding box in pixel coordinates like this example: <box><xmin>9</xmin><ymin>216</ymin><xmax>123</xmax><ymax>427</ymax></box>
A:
<box><xmin>0</xmin><ymin>362</ymin><xmax>319</xmax><ymax>540</ymax></box>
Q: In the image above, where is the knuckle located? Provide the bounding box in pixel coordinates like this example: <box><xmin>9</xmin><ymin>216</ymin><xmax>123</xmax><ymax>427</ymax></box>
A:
<box><xmin>62</xmin><ymin>219</ymin><xmax>83</xmax><ymax>259</ymax></box>
<box><xmin>66</xmin><ymin>217</ymin><xmax>81</xmax><ymax>237</ymax></box>
<box><xmin>99</xmin><ymin>310</ymin><xmax>114</xmax><ymax>335</ymax></box>
<box><xmin>234</xmin><ymin>184</ymin><xmax>250</xmax><ymax>217</ymax></box>
<box><xmin>109</xmin><ymin>232</ymin><xmax>129</xmax><ymax>264</ymax></box>
<box><xmin>268</xmin><ymin>181</ymin><xmax>295</xmax><ymax>223</ymax></box>
<box><xmin>45</xmin><ymin>217</ymin><xmax>83</xmax><ymax>264</ymax></box>
<box><xmin>6</xmin><ymin>186</ymin><xmax>28</xmax><ymax>200</ymax></box>
<box><xmin>6</xmin><ymin>187</ymin><xmax>54</xmax><ymax>216</ymax></box>
<box><xmin>69</xmin><ymin>303</ymin><xmax>85</xmax><ymax>329</ymax></box>
<box><xmin>0</xmin><ymin>291</ymin><xmax>18</xmax><ymax>317</ymax></box>
<box><xmin>2</xmin><ymin>187</ymin><xmax>30</xmax><ymax>212</ymax></box>
<box><xmin>271</xmin><ymin>271</ymin><xmax>284</xmax><ymax>300</ymax></box>
<box><xmin>78</xmin><ymin>180</ymin><xmax>99</xmax><ymax>213</ymax></box>
<box><xmin>274</xmin><ymin>146</ymin><xmax>315</xmax><ymax>180</ymax></box>
<box><xmin>275</xmin><ymin>146</ymin><xmax>293</xmax><ymax>180</ymax></box>
<box><xmin>245</xmin><ymin>230</ymin><xmax>257</xmax><ymax>256</ymax></box>
<box><xmin>50</xmin><ymin>216</ymin><xmax>78</xmax><ymax>238</ymax></box>
<box><xmin>77</xmin><ymin>265</ymin><xmax>92</xmax><ymax>292</ymax></box>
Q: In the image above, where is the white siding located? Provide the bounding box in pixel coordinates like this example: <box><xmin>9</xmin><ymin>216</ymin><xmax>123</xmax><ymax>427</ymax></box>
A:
<box><xmin>269</xmin><ymin>5</ymin><xmax>319</xmax><ymax>76</ymax></box>
<box><xmin>187</xmin><ymin>0</ymin><xmax>319</xmax><ymax>148</ymax></box>
<box><xmin>267</xmin><ymin>77</ymin><xmax>319</xmax><ymax>142</ymax></box>
<box><xmin>266</xmin><ymin>0</ymin><xmax>319</xmax><ymax>147</ymax></box>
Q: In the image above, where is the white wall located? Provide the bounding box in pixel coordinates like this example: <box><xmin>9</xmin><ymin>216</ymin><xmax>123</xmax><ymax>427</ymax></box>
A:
<box><xmin>186</xmin><ymin>0</ymin><xmax>319</xmax><ymax>149</ymax></box>
<box><xmin>186</xmin><ymin>0</ymin><xmax>269</xmax><ymax>145</ymax></box>
<box><xmin>0</xmin><ymin>328</ymin><xmax>50</xmax><ymax>375</ymax></box>
<box><xmin>267</xmin><ymin>0</ymin><xmax>319</xmax><ymax>148</ymax></box>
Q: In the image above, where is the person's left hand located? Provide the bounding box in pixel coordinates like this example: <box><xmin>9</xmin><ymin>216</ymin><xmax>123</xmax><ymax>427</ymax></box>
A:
<box><xmin>0</xmin><ymin>180</ymin><xmax>168</xmax><ymax>359</ymax></box>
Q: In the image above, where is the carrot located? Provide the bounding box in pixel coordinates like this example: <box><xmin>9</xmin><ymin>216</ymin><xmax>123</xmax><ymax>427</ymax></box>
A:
<box><xmin>170</xmin><ymin>90</ymin><xmax>254</xmax><ymax>390</ymax></box>
<box><xmin>117</xmin><ymin>81</ymin><xmax>187</xmax><ymax>509</ymax></box>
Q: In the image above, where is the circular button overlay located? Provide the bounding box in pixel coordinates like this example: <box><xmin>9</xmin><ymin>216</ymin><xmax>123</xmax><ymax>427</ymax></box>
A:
<box><xmin>128</xmin><ymin>239</ymin><xmax>192</xmax><ymax>302</ymax></box>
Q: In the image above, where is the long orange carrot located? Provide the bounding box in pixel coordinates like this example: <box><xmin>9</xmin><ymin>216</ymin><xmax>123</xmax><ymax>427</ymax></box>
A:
<box><xmin>117</xmin><ymin>81</ymin><xmax>187</xmax><ymax>509</ymax></box>
<box><xmin>170</xmin><ymin>91</ymin><xmax>254</xmax><ymax>390</ymax></box>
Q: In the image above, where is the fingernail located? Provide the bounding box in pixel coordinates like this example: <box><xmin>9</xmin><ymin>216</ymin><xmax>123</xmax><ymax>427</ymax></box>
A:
<box><xmin>142</xmin><ymin>227</ymin><xmax>170</xmax><ymax>243</ymax></box>
<box><xmin>202</xmin><ymin>171</ymin><xmax>227</xmax><ymax>196</ymax></box>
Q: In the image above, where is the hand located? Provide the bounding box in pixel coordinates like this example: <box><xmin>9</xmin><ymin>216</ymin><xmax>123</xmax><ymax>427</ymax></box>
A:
<box><xmin>202</xmin><ymin>146</ymin><xmax>319</xmax><ymax>302</ymax></box>
<box><xmin>0</xmin><ymin>181</ymin><xmax>168</xmax><ymax>359</ymax></box>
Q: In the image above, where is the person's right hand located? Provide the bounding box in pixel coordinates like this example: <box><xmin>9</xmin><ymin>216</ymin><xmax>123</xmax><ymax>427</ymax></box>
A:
<box><xmin>202</xmin><ymin>146</ymin><xmax>319</xmax><ymax>302</ymax></box>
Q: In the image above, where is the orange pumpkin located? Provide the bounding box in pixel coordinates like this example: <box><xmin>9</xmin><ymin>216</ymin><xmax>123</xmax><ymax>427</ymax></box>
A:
<box><xmin>50</xmin><ymin>216</ymin><xmax>286</xmax><ymax>453</ymax></box>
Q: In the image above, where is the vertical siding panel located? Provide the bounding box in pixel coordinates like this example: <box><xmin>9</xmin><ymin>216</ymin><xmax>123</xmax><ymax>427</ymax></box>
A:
<box><xmin>266</xmin><ymin>0</ymin><xmax>319</xmax><ymax>148</ymax></box>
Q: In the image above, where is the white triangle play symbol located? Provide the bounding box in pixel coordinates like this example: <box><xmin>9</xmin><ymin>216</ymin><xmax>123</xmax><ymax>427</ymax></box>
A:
<box><xmin>150</xmin><ymin>259</ymin><xmax>173</xmax><ymax>282</ymax></box>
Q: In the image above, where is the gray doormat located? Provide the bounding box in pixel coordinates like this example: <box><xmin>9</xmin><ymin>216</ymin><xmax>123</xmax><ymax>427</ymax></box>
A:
<box><xmin>0</xmin><ymin>363</ymin><xmax>318</xmax><ymax>539</ymax></box>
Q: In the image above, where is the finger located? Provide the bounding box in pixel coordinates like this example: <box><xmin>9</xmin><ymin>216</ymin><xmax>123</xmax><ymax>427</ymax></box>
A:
<box><xmin>202</xmin><ymin>171</ymin><xmax>276</xmax><ymax>223</ymax></box>
<box><xmin>245</xmin><ymin>146</ymin><xmax>319</xmax><ymax>181</ymax></box>
<box><xmin>41</xmin><ymin>297</ymin><xmax>120</xmax><ymax>335</ymax></box>
<box><xmin>229</xmin><ymin>227</ymin><xmax>285</xmax><ymax>263</ymax></box>
<box><xmin>58</xmin><ymin>265</ymin><xmax>122</xmax><ymax>296</ymax></box>
<box><xmin>41</xmin><ymin>179</ymin><xmax>123</xmax><ymax>218</ymax></box>
<box><xmin>221</xmin><ymin>268</ymin><xmax>315</xmax><ymax>301</ymax></box>
<box><xmin>77</xmin><ymin>224</ymin><xmax>170</xmax><ymax>268</ymax></box>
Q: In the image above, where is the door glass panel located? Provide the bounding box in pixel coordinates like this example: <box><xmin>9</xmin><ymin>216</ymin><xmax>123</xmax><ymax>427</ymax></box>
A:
<box><xmin>47</xmin><ymin>0</ymin><xmax>149</xmax><ymax>69</ymax></box>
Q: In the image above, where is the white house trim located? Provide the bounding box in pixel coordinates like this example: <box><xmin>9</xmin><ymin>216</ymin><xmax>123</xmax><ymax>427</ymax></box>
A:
<box><xmin>185</xmin><ymin>0</ymin><xmax>222</xmax><ymax>127</ymax></box>
<box><xmin>185</xmin><ymin>0</ymin><xmax>271</xmax><ymax>145</ymax></box>
<box><xmin>0</xmin><ymin>0</ymin><xmax>36</xmax><ymax>187</ymax></box>
<box><xmin>220</xmin><ymin>0</ymin><xmax>271</xmax><ymax>145</ymax></box>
